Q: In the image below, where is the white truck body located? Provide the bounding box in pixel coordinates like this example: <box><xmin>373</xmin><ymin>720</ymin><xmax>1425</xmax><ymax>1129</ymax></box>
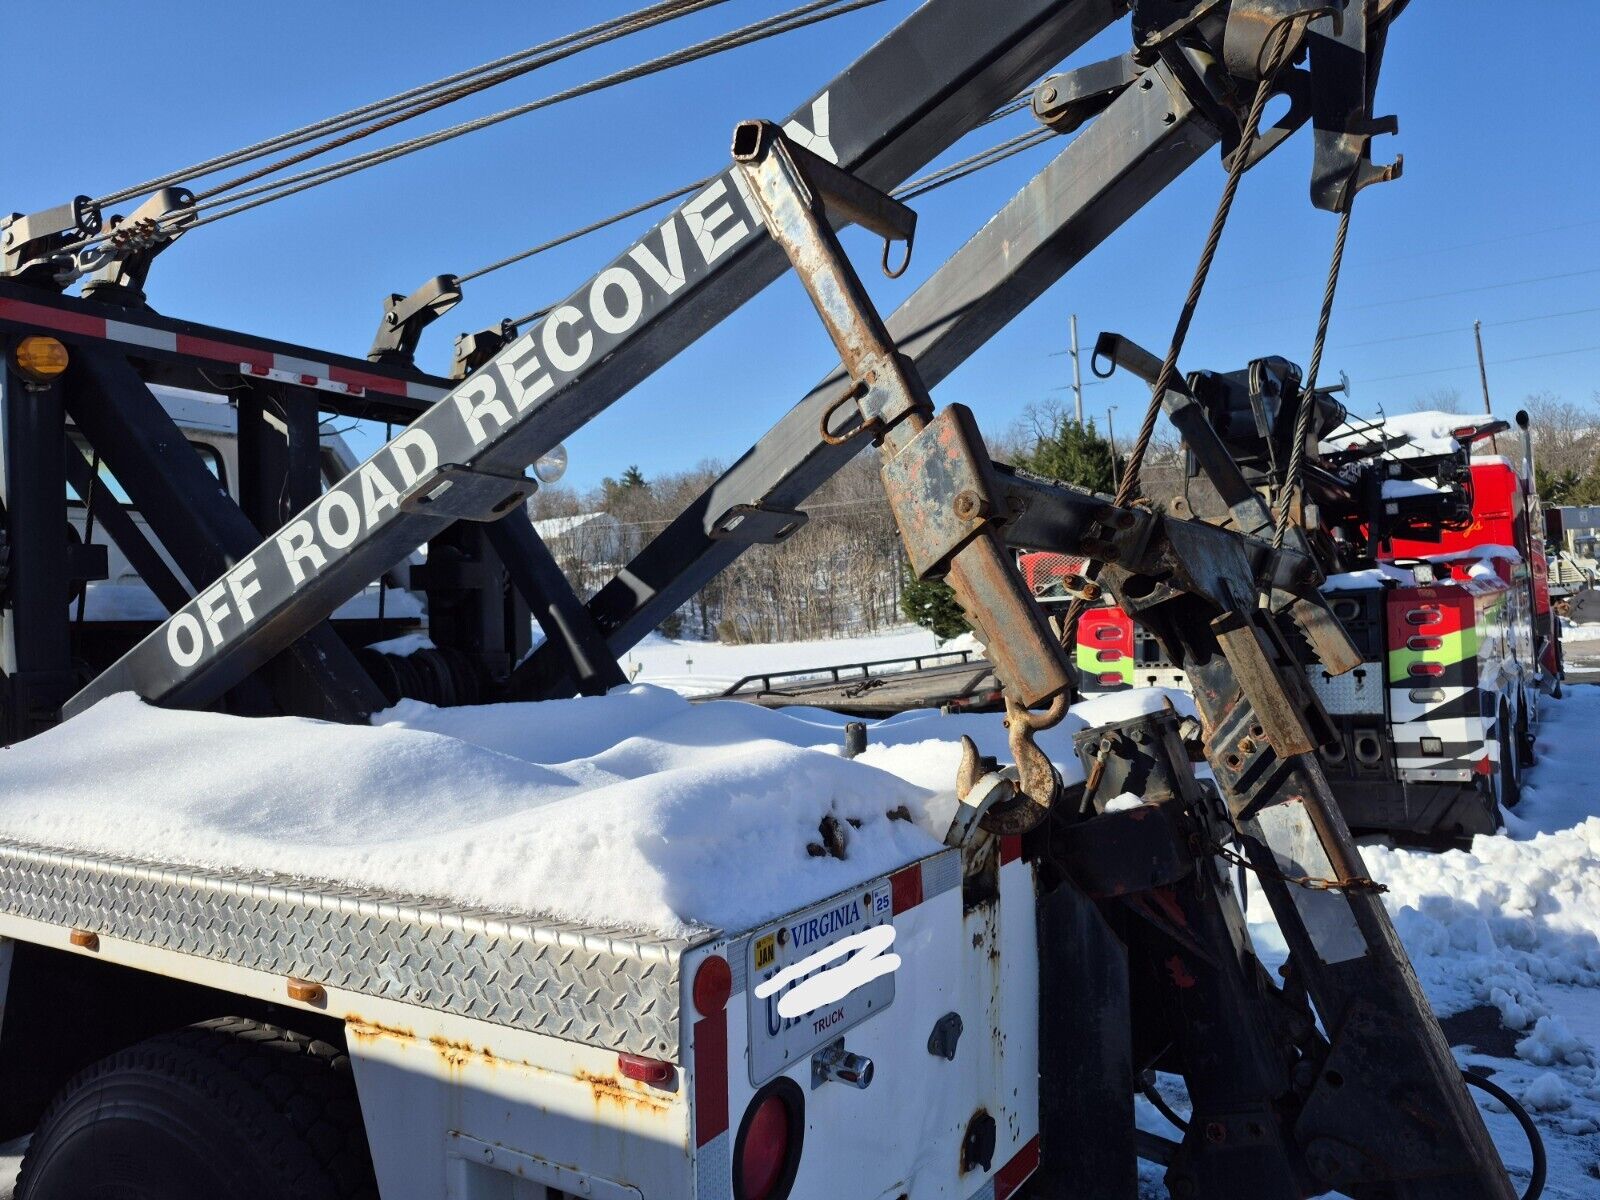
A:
<box><xmin>0</xmin><ymin>832</ymin><xmax>1039</xmax><ymax>1200</ymax></box>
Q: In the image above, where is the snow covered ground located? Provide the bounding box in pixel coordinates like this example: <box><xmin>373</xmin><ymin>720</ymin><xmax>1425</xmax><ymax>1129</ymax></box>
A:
<box><xmin>618</xmin><ymin>624</ymin><xmax>962</xmax><ymax>694</ymax></box>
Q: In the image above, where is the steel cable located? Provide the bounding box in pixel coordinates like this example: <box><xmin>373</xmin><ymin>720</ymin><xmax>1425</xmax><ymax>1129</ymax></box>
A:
<box><xmin>186</xmin><ymin>0</ymin><xmax>734</xmax><ymax>206</ymax></box>
<box><xmin>491</xmin><ymin>110</ymin><xmax>1055</xmax><ymax>327</ymax></box>
<box><xmin>894</xmin><ymin>127</ymin><xmax>1055</xmax><ymax>200</ymax></box>
<box><xmin>1272</xmin><ymin>204</ymin><xmax>1353</xmax><ymax>548</ymax></box>
<box><xmin>94</xmin><ymin>0</ymin><xmax>728</xmax><ymax>207</ymax></box>
<box><xmin>1057</xmin><ymin>13</ymin><xmax>1314</xmax><ymax>656</ymax></box>
<box><xmin>68</xmin><ymin>0</ymin><xmax>885</xmax><ymax>251</ymax></box>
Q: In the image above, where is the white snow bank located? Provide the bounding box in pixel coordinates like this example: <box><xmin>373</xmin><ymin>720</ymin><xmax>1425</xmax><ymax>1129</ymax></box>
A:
<box><xmin>0</xmin><ymin>684</ymin><xmax>1191</xmax><ymax>940</ymax></box>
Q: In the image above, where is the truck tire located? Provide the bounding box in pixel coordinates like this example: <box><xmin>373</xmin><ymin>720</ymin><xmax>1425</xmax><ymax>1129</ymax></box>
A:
<box><xmin>1497</xmin><ymin>706</ymin><xmax>1522</xmax><ymax>811</ymax></box>
<box><xmin>14</xmin><ymin>1016</ymin><xmax>378</xmax><ymax>1200</ymax></box>
<box><xmin>1516</xmin><ymin>693</ymin><xmax>1536</xmax><ymax>769</ymax></box>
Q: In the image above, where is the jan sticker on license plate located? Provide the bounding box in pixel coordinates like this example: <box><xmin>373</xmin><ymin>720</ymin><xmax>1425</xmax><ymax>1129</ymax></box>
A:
<box><xmin>747</xmin><ymin>879</ymin><xmax>895</xmax><ymax>1085</ymax></box>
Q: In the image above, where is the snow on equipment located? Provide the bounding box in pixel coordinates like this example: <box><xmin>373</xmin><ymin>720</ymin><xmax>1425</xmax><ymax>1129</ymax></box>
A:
<box><xmin>0</xmin><ymin>1</ymin><xmax>1529</xmax><ymax>1198</ymax></box>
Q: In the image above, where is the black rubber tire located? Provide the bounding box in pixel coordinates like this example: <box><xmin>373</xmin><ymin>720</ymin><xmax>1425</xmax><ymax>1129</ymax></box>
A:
<box><xmin>1516</xmin><ymin>693</ymin><xmax>1537</xmax><ymax>769</ymax></box>
<box><xmin>15</xmin><ymin>1016</ymin><xmax>378</xmax><ymax>1200</ymax></box>
<box><xmin>1498</xmin><ymin>705</ymin><xmax>1522</xmax><ymax>811</ymax></box>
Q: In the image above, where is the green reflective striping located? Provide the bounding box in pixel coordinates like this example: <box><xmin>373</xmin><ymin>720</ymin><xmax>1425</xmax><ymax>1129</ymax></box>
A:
<box><xmin>1387</xmin><ymin>626</ymin><xmax>1477</xmax><ymax>683</ymax></box>
<box><xmin>1076</xmin><ymin>643</ymin><xmax>1133</xmax><ymax>683</ymax></box>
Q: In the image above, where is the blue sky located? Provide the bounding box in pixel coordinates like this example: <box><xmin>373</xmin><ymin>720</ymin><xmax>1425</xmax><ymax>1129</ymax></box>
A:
<box><xmin>7</xmin><ymin>1</ymin><xmax>1598</xmax><ymax>490</ymax></box>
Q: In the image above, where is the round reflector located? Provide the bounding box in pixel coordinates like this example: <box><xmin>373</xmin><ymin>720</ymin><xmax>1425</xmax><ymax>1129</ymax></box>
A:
<box><xmin>693</xmin><ymin>954</ymin><xmax>732</xmax><ymax>1016</ymax></box>
<box><xmin>13</xmin><ymin>336</ymin><xmax>69</xmax><ymax>382</ymax></box>
<box><xmin>734</xmin><ymin>1078</ymin><xmax>803</xmax><ymax>1200</ymax></box>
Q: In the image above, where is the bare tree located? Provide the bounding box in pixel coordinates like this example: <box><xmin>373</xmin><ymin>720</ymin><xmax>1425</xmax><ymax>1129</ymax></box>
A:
<box><xmin>1409</xmin><ymin>386</ymin><xmax>1464</xmax><ymax>414</ymax></box>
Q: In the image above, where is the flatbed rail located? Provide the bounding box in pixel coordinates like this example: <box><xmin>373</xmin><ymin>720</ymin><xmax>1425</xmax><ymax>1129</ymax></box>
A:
<box><xmin>717</xmin><ymin>648</ymin><xmax>978</xmax><ymax>696</ymax></box>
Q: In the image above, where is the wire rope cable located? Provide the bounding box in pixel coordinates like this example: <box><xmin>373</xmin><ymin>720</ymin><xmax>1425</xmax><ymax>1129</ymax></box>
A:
<box><xmin>68</xmin><ymin>0</ymin><xmax>886</xmax><ymax>251</ymax></box>
<box><xmin>1272</xmin><ymin>203</ymin><xmax>1353</xmax><ymax>548</ymax></box>
<box><xmin>487</xmin><ymin>109</ymin><xmax>1055</xmax><ymax>328</ymax></box>
<box><xmin>184</xmin><ymin>0</ymin><xmax>735</xmax><ymax>206</ymax></box>
<box><xmin>1056</xmin><ymin>10</ymin><xmax>1319</xmax><ymax>655</ymax></box>
<box><xmin>94</xmin><ymin>0</ymin><xmax>729</xmax><ymax>207</ymax></box>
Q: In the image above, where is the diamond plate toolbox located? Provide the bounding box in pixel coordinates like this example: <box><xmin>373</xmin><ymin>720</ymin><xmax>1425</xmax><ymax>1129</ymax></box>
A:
<box><xmin>0</xmin><ymin>838</ymin><xmax>691</xmax><ymax>1058</ymax></box>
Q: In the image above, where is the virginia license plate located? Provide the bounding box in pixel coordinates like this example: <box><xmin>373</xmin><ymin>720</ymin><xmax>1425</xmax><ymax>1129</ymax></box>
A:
<box><xmin>747</xmin><ymin>879</ymin><xmax>895</xmax><ymax>1085</ymax></box>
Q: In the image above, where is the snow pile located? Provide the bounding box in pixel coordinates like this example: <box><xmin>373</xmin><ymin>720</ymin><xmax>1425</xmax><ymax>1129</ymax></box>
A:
<box><xmin>0</xmin><ymin>684</ymin><xmax>1190</xmax><ymax>939</ymax></box>
<box><xmin>1323</xmin><ymin>563</ymin><xmax>1415</xmax><ymax>591</ymax></box>
<box><xmin>1382</xmin><ymin>476</ymin><xmax>1444</xmax><ymax>499</ymax></box>
<box><xmin>1323</xmin><ymin>409</ymin><xmax>1469</xmax><ymax>459</ymax></box>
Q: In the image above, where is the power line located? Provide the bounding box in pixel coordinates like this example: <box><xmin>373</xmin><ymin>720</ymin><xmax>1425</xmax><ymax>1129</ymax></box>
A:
<box><xmin>1357</xmin><ymin>341</ymin><xmax>1600</xmax><ymax>386</ymax></box>
<box><xmin>1209</xmin><ymin>265</ymin><xmax>1600</xmax><ymax>335</ymax></box>
<box><xmin>1206</xmin><ymin>216</ymin><xmax>1600</xmax><ymax>298</ymax></box>
<box><xmin>1329</xmin><ymin>305</ymin><xmax>1600</xmax><ymax>351</ymax></box>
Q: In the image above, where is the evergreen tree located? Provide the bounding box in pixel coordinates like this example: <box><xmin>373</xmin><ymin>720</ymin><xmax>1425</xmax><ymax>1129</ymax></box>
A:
<box><xmin>1013</xmin><ymin>415</ymin><xmax>1117</xmax><ymax>493</ymax></box>
<box><xmin>899</xmin><ymin>559</ymin><xmax>971</xmax><ymax>640</ymax></box>
<box><xmin>602</xmin><ymin>465</ymin><xmax>650</xmax><ymax>505</ymax></box>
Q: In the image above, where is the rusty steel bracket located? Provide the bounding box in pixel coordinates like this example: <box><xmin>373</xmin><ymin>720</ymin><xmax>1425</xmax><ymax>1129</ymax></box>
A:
<box><xmin>879</xmin><ymin>404</ymin><xmax>1004</xmax><ymax>577</ymax></box>
<box><xmin>734</xmin><ymin>118</ymin><xmax>1069</xmax><ymax>828</ymax></box>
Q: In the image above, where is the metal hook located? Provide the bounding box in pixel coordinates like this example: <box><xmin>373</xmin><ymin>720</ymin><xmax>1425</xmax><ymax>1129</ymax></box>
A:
<box><xmin>819</xmin><ymin>381</ymin><xmax>882</xmax><ymax>446</ymax></box>
<box><xmin>881</xmin><ymin>231</ymin><xmax>914</xmax><ymax>279</ymax></box>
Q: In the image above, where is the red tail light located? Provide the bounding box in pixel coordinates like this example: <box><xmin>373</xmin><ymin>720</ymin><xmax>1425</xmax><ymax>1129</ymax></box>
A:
<box><xmin>1409</xmin><ymin>662</ymin><xmax>1445</xmax><ymax>678</ymax></box>
<box><xmin>1095</xmin><ymin>649</ymin><xmax>1123</xmax><ymax>662</ymax></box>
<box><xmin>735</xmin><ymin>1079</ymin><xmax>804</xmax><ymax>1200</ymax></box>
<box><xmin>1407</xmin><ymin>636</ymin><xmax>1442</xmax><ymax>651</ymax></box>
<box><xmin>1097</xmin><ymin>672</ymin><xmax>1124</xmax><ymax>686</ymax></box>
<box><xmin>1405</xmin><ymin>607</ymin><xmax>1442</xmax><ymax>626</ymax></box>
<box><xmin>618</xmin><ymin>1053</ymin><xmax>673</xmax><ymax>1084</ymax></box>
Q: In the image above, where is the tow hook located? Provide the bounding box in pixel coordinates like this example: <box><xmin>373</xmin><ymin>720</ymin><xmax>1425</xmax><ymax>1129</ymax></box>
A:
<box><xmin>947</xmin><ymin>696</ymin><xmax>1064</xmax><ymax>844</ymax></box>
<box><xmin>811</xmin><ymin>1037</ymin><xmax>874</xmax><ymax>1090</ymax></box>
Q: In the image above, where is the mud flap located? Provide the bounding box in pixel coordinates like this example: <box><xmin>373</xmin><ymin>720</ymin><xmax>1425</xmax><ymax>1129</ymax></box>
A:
<box><xmin>1030</xmin><ymin>878</ymin><xmax>1137</xmax><ymax>1199</ymax></box>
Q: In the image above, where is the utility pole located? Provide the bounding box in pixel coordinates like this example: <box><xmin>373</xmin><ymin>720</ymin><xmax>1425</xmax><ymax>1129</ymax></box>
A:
<box><xmin>1070</xmin><ymin>313</ymin><xmax>1084</xmax><ymax>424</ymax></box>
<box><xmin>1107</xmin><ymin>405</ymin><xmax>1119</xmax><ymax>490</ymax></box>
<box><xmin>1473</xmin><ymin>319</ymin><xmax>1493</xmax><ymax>416</ymax></box>
<box><xmin>1474</xmin><ymin>319</ymin><xmax>1498</xmax><ymax>451</ymax></box>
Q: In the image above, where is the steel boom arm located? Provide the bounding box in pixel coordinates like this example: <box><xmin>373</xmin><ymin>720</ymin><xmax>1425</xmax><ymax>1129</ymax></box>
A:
<box><xmin>515</xmin><ymin>54</ymin><xmax>1228</xmax><ymax>699</ymax></box>
<box><xmin>68</xmin><ymin>0</ymin><xmax>1125</xmax><ymax>718</ymax></box>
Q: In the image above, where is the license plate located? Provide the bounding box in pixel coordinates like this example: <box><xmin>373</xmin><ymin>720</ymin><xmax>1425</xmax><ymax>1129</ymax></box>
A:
<box><xmin>747</xmin><ymin>880</ymin><xmax>895</xmax><ymax>1085</ymax></box>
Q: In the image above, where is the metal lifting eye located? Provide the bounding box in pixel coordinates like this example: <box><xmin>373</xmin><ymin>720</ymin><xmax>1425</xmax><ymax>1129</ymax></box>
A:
<box><xmin>881</xmin><ymin>231</ymin><xmax>914</xmax><ymax>279</ymax></box>
<box><xmin>1091</xmin><ymin>344</ymin><xmax>1118</xmax><ymax>379</ymax></box>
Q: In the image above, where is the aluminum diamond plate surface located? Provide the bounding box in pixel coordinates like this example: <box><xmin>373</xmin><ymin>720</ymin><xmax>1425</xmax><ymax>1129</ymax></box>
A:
<box><xmin>0</xmin><ymin>838</ymin><xmax>691</xmax><ymax>1057</ymax></box>
<box><xmin>1307</xmin><ymin>663</ymin><xmax>1385</xmax><ymax>715</ymax></box>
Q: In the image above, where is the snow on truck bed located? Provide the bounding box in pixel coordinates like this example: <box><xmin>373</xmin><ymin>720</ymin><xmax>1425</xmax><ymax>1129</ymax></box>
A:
<box><xmin>0</xmin><ymin>685</ymin><xmax>1188</xmax><ymax>939</ymax></box>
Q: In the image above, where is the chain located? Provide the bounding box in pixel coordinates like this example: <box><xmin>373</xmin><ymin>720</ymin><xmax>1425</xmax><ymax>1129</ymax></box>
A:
<box><xmin>1213</xmin><ymin>838</ymin><xmax>1388</xmax><ymax>894</ymax></box>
